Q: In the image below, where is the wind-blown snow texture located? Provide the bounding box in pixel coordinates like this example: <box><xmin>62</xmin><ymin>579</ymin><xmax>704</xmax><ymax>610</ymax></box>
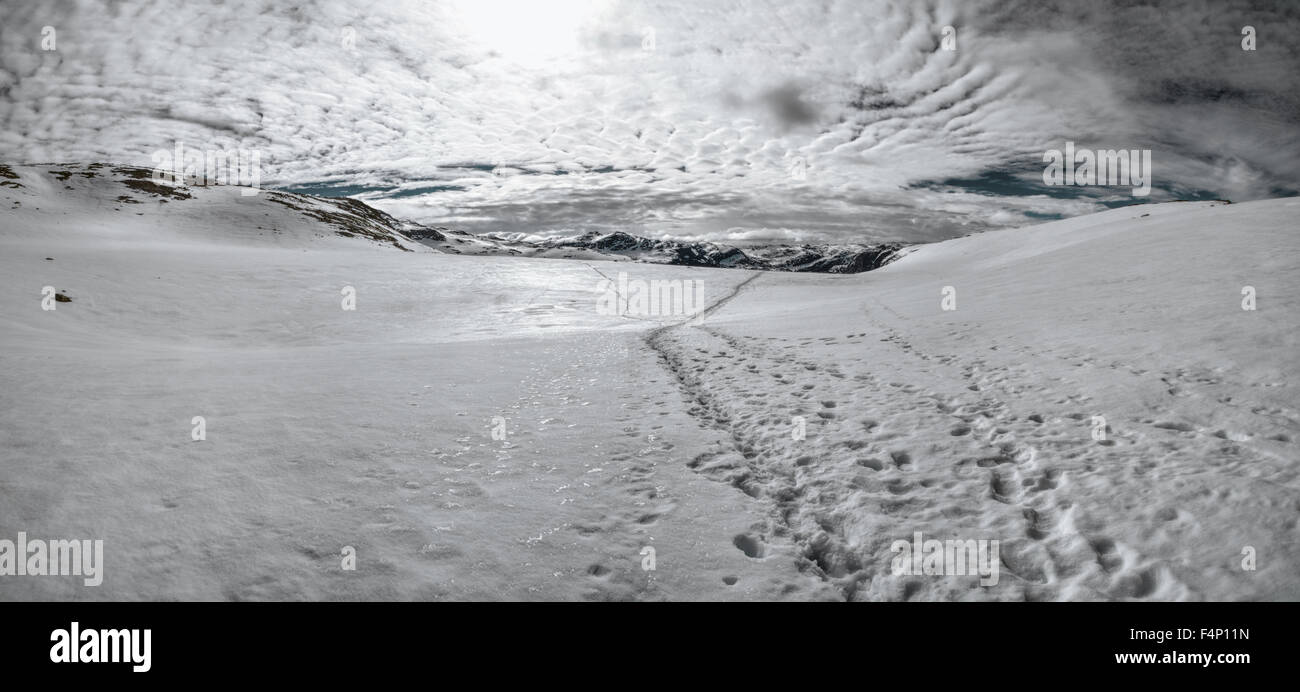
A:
<box><xmin>1</xmin><ymin>165</ymin><xmax>1297</xmax><ymax>600</ymax></box>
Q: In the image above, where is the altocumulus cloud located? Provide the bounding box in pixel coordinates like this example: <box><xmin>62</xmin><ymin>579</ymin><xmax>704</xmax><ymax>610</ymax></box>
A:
<box><xmin>1</xmin><ymin>0</ymin><xmax>1297</xmax><ymax>243</ymax></box>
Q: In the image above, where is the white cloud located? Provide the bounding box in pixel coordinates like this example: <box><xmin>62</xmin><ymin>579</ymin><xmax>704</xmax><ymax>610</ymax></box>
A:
<box><xmin>1</xmin><ymin>0</ymin><xmax>1296</xmax><ymax>242</ymax></box>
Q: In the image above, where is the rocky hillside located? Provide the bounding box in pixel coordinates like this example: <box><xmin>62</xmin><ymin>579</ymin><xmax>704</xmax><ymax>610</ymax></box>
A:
<box><xmin>402</xmin><ymin>225</ymin><xmax>905</xmax><ymax>273</ymax></box>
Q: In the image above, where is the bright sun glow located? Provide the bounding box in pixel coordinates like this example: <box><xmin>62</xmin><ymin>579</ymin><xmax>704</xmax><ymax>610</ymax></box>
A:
<box><xmin>447</xmin><ymin>0</ymin><xmax>604</xmax><ymax>63</ymax></box>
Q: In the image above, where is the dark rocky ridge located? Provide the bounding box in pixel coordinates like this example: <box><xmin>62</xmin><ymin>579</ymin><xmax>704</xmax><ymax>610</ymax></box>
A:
<box><xmin>403</xmin><ymin>225</ymin><xmax>907</xmax><ymax>274</ymax></box>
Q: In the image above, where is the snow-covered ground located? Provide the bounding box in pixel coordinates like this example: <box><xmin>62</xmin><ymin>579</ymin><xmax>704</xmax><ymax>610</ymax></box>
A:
<box><xmin>1</xmin><ymin>165</ymin><xmax>1296</xmax><ymax>600</ymax></box>
<box><xmin>654</xmin><ymin>199</ymin><xmax>1300</xmax><ymax>601</ymax></box>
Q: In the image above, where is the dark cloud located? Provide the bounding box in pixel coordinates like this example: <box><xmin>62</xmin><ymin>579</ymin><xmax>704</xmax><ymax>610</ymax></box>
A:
<box><xmin>760</xmin><ymin>83</ymin><xmax>818</xmax><ymax>129</ymax></box>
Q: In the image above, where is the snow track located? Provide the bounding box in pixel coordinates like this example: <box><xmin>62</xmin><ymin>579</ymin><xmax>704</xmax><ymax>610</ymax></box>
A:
<box><xmin>644</xmin><ymin>199</ymin><xmax>1300</xmax><ymax>601</ymax></box>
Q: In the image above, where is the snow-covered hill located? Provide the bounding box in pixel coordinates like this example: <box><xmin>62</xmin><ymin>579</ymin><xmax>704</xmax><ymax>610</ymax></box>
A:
<box><xmin>654</xmin><ymin>198</ymin><xmax>1300</xmax><ymax>600</ymax></box>
<box><xmin>0</xmin><ymin>163</ymin><xmax>431</xmax><ymax>253</ymax></box>
<box><xmin>1</xmin><ymin>166</ymin><xmax>1296</xmax><ymax>601</ymax></box>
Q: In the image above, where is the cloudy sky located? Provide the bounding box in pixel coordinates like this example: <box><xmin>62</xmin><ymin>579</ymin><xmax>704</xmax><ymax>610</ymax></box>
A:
<box><xmin>2</xmin><ymin>0</ymin><xmax>1297</xmax><ymax>243</ymax></box>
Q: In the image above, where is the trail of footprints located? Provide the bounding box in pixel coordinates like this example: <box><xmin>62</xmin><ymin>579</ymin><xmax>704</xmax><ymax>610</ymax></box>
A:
<box><xmin>874</xmin><ymin>324</ymin><xmax>1197</xmax><ymax>598</ymax></box>
<box><xmin>646</xmin><ymin>315</ymin><xmax>1245</xmax><ymax>600</ymax></box>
